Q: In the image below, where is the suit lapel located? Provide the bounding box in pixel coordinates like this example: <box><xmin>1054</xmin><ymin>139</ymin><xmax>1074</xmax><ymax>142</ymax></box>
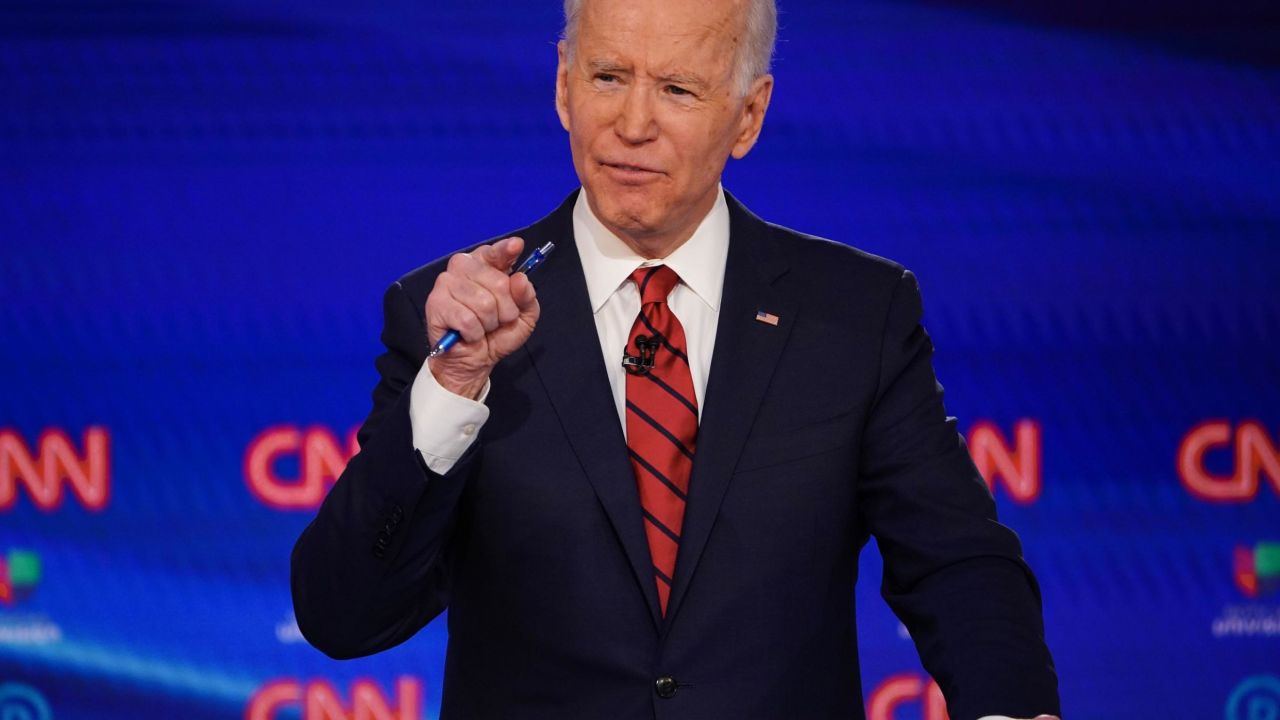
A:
<box><xmin>663</xmin><ymin>192</ymin><xmax>796</xmax><ymax>627</ymax></box>
<box><xmin>520</xmin><ymin>191</ymin><xmax>665</xmax><ymax>630</ymax></box>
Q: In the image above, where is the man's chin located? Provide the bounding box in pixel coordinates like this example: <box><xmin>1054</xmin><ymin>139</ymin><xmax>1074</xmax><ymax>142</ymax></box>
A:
<box><xmin>590</xmin><ymin>190</ymin><xmax>661</xmax><ymax>230</ymax></box>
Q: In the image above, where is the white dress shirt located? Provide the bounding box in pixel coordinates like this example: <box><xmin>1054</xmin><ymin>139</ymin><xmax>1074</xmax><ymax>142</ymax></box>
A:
<box><xmin>403</xmin><ymin>187</ymin><xmax>1047</xmax><ymax>720</ymax></box>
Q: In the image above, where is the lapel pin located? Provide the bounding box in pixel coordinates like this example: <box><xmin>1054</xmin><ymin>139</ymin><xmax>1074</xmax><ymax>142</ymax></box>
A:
<box><xmin>754</xmin><ymin>310</ymin><xmax>780</xmax><ymax>326</ymax></box>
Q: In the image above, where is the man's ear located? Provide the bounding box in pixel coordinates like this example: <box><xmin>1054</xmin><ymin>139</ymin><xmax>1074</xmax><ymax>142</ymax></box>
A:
<box><xmin>730</xmin><ymin>73</ymin><xmax>774</xmax><ymax>159</ymax></box>
<box><xmin>555</xmin><ymin>40</ymin><xmax>571</xmax><ymax>132</ymax></box>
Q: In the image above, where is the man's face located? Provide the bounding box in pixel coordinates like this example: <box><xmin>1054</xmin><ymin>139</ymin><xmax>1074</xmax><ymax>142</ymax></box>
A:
<box><xmin>556</xmin><ymin>0</ymin><xmax>772</xmax><ymax>256</ymax></box>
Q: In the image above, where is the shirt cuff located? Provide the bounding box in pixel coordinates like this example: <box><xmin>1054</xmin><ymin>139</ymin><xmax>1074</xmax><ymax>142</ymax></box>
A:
<box><xmin>408</xmin><ymin>359</ymin><xmax>491</xmax><ymax>475</ymax></box>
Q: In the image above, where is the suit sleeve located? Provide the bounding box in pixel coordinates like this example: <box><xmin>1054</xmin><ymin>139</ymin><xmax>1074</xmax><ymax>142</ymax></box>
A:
<box><xmin>290</xmin><ymin>279</ymin><xmax>480</xmax><ymax>659</ymax></box>
<box><xmin>856</xmin><ymin>269</ymin><xmax>1061</xmax><ymax>720</ymax></box>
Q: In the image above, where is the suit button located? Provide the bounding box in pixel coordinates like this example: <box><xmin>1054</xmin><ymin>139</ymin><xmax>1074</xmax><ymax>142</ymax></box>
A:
<box><xmin>654</xmin><ymin>676</ymin><xmax>677</xmax><ymax>699</ymax></box>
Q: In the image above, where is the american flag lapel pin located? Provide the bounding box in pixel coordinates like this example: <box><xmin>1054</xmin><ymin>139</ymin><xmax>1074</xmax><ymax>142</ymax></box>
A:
<box><xmin>755</xmin><ymin>309</ymin><xmax>780</xmax><ymax>326</ymax></box>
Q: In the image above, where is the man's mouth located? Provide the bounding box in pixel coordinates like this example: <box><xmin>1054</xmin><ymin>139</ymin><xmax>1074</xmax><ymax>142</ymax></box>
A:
<box><xmin>601</xmin><ymin>161</ymin><xmax>662</xmax><ymax>174</ymax></box>
<box><xmin>600</xmin><ymin>161</ymin><xmax>665</xmax><ymax>185</ymax></box>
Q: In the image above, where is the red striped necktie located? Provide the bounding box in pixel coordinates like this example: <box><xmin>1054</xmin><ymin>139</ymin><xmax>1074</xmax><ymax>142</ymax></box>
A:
<box><xmin>623</xmin><ymin>265</ymin><xmax>698</xmax><ymax>617</ymax></box>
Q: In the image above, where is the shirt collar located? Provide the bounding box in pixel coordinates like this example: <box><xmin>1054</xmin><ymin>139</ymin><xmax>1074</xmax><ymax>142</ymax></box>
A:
<box><xmin>573</xmin><ymin>185</ymin><xmax>730</xmax><ymax>314</ymax></box>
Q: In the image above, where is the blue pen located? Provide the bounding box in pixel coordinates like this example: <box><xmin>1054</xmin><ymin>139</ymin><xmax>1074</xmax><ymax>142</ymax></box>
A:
<box><xmin>427</xmin><ymin>241</ymin><xmax>557</xmax><ymax>358</ymax></box>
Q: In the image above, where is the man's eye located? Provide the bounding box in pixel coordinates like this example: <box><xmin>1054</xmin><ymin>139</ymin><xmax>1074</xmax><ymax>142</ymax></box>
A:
<box><xmin>666</xmin><ymin>85</ymin><xmax>692</xmax><ymax>97</ymax></box>
<box><xmin>595</xmin><ymin>73</ymin><xmax>618</xmax><ymax>83</ymax></box>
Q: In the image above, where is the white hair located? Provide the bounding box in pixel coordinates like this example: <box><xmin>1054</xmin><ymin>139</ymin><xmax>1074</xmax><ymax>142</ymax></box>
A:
<box><xmin>561</xmin><ymin>0</ymin><xmax>777</xmax><ymax>97</ymax></box>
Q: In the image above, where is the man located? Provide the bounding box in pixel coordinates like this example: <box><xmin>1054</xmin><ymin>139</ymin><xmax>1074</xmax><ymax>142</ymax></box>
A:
<box><xmin>291</xmin><ymin>0</ymin><xmax>1062</xmax><ymax>718</ymax></box>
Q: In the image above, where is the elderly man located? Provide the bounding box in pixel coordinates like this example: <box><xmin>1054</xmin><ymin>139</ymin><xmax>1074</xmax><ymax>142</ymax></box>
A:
<box><xmin>291</xmin><ymin>0</ymin><xmax>1062</xmax><ymax>718</ymax></box>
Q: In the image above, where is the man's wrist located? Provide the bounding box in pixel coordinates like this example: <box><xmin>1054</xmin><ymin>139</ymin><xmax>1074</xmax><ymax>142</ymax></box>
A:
<box><xmin>428</xmin><ymin>360</ymin><xmax>489</xmax><ymax>401</ymax></box>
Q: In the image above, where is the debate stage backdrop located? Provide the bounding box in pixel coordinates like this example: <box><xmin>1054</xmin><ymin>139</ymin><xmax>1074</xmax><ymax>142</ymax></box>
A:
<box><xmin>2</xmin><ymin>1</ymin><xmax>1278</xmax><ymax>718</ymax></box>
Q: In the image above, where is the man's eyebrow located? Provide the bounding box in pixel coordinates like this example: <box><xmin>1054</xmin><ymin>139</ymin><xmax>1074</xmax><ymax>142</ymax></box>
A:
<box><xmin>584</xmin><ymin>60</ymin><xmax>708</xmax><ymax>88</ymax></box>
<box><xmin>586</xmin><ymin>59</ymin><xmax>629</xmax><ymax>73</ymax></box>
<box><xmin>655</xmin><ymin>71</ymin><xmax>708</xmax><ymax>89</ymax></box>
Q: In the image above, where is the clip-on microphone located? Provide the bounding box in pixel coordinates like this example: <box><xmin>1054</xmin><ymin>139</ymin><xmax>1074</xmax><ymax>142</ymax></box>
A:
<box><xmin>621</xmin><ymin>335</ymin><xmax>660</xmax><ymax>376</ymax></box>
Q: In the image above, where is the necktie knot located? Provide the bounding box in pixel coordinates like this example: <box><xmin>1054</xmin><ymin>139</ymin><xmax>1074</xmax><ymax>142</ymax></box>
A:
<box><xmin>630</xmin><ymin>265</ymin><xmax>680</xmax><ymax>307</ymax></box>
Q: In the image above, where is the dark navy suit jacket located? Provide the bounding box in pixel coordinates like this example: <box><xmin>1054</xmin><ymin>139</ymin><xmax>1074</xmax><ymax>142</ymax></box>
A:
<box><xmin>291</xmin><ymin>189</ymin><xmax>1060</xmax><ymax>720</ymax></box>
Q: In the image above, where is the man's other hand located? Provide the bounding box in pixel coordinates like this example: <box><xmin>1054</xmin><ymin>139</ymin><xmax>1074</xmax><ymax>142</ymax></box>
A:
<box><xmin>425</xmin><ymin>236</ymin><xmax>540</xmax><ymax>399</ymax></box>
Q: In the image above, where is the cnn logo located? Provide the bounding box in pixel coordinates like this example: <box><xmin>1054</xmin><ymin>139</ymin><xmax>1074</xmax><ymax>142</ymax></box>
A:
<box><xmin>245</xmin><ymin>425</ymin><xmax>358</xmax><ymax>510</ymax></box>
<box><xmin>246</xmin><ymin>676</ymin><xmax>422</xmax><ymax>720</ymax></box>
<box><xmin>1178</xmin><ymin>420</ymin><xmax>1280</xmax><ymax>502</ymax></box>
<box><xmin>0</xmin><ymin>427</ymin><xmax>110</xmax><ymax>511</ymax></box>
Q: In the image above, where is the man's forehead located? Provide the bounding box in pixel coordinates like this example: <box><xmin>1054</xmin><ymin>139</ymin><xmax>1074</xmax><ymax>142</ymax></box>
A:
<box><xmin>576</xmin><ymin>3</ymin><xmax>738</xmax><ymax>80</ymax></box>
<box><xmin>578</xmin><ymin>0</ymin><xmax>742</xmax><ymax>48</ymax></box>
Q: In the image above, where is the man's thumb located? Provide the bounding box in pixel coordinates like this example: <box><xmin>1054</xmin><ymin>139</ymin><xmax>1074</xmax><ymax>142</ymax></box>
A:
<box><xmin>495</xmin><ymin>236</ymin><xmax>524</xmax><ymax>268</ymax></box>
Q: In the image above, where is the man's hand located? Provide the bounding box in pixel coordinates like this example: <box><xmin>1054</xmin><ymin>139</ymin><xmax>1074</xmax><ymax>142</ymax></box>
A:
<box><xmin>424</xmin><ymin>236</ymin><xmax>540</xmax><ymax>399</ymax></box>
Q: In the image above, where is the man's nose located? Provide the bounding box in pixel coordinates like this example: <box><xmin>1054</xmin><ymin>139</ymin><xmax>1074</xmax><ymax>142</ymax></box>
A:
<box><xmin>614</xmin><ymin>85</ymin><xmax>658</xmax><ymax>144</ymax></box>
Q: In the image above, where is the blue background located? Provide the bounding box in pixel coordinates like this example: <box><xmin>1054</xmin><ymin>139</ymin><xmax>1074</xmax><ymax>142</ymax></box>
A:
<box><xmin>2</xmin><ymin>1</ymin><xmax>1278</xmax><ymax>718</ymax></box>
